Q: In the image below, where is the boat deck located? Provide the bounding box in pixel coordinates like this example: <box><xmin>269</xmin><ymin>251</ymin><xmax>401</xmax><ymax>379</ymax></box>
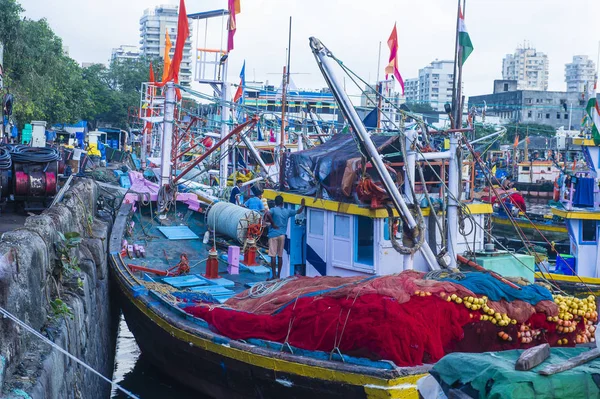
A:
<box><xmin>126</xmin><ymin>206</ymin><xmax>271</xmax><ymax>301</ymax></box>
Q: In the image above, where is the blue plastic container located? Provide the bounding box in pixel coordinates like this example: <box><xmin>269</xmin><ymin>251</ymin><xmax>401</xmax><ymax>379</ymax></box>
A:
<box><xmin>119</xmin><ymin>175</ymin><xmax>131</xmax><ymax>189</ymax></box>
<box><xmin>555</xmin><ymin>254</ymin><xmax>576</xmax><ymax>276</ymax></box>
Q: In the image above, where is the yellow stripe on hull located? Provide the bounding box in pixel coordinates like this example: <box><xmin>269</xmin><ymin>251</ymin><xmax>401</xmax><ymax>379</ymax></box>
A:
<box><xmin>551</xmin><ymin>208</ymin><xmax>600</xmax><ymax>221</ymax></box>
<box><xmin>115</xmin><ymin>269</ymin><xmax>425</xmax><ymax>397</ymax></box>
<box><xmin>491</xmin><ymin>216</ymin><xmax>567</xmax><ymax>233</ymax></box>
<box><xmin>264</xmin><ymin>190</ymin><xmax>491</xmax><ymax>218</ymax></box>
<box><xmin>535</xmin><ymin>272</ymin><xmax>600</xmax><ymax>286</ymax></box>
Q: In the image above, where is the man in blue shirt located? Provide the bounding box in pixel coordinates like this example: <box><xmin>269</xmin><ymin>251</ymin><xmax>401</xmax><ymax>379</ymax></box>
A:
<box><xmin>244</xmin><ymin>191</ymin><xmax>264</xmax><ymax>212</ymax></box>
<box><xmin>229</xmin><ymin>180</ymin><xmax>243</xmax><ymax>205</ymax></box>
<box><xmin>264</xmin><ymin>195</ymin><xmax>305</xmax><ymax>279</ymax></box>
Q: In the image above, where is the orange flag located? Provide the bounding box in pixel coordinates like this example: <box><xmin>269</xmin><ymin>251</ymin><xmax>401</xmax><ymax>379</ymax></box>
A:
<box><xmin>162</xmin><ymin>31</ymin><xmax>172</xmax><ymax>82</ymax></box>
<box><xmin>157</xmin><ymin>0</ymin><xmax>189</xmax><ymax>86</ymax></box>
<box><xmin>513</xmin><ymin>135</ymin><xmax>519</xmax><ymax>148</ymax></box>
<box><xmin>227</xmin><ymin>0</ymin><xmax>241</xmax><ymax>52</ymax></box>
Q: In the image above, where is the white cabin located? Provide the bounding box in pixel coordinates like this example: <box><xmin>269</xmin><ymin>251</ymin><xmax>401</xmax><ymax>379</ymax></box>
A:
<box><xmin>264</xmin><ymin>191</ymin><xmax>491</xmax><ymax>277</ymax></box>
<box><xmin>551</xmin><ymin>138</ymin><xmax>600</xmax><ymax>279</ymax></box>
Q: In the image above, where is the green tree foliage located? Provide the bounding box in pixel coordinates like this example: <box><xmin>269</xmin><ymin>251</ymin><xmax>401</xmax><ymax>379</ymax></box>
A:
<box><xmin>0</xmin><ymin>0</ymin><xmax>161</xmax><ymax>130</ymax></box>
<box><xmin>406</xmin><ymin>102</ymin><xmax>436</xmax><ymax>114</ymax></box>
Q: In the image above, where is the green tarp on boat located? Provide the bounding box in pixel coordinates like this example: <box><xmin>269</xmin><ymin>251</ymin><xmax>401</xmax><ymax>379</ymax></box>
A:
<box><xmin>430</xmin><ymin>348</ymin><xmax>600</xmax><ymax>399</ymax></box>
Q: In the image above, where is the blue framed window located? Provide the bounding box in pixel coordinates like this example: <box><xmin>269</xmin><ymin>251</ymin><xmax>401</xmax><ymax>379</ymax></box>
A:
<box><xmin>580</xmin><ymin>220</ymin><xmax>597</xmax><ymax>244</ymax></box>
<box><xmin>354</xmin><ymin>216</ymin><xmax>374</xmax><ymax>266</ymax></box>
<box><xmin>333</xmin><ymin>215</ymin><xmax>350</xmax><ymax>238</ymax></box>
<box><xmin>309</xmin><ymin>210</ymin><xmax>324</xmax><ymax>235</ymax></box>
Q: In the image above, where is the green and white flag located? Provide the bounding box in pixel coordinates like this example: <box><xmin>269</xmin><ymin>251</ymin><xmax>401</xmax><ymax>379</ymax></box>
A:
<box><xmin>458</xmin><ymin>7</ymin><xmax>473</xmax><ymax>65</ymax></box>
<box><xmin>586</xmin><ymin>97</ymin><xmax>600</xmax><ymax>144</ymax></box>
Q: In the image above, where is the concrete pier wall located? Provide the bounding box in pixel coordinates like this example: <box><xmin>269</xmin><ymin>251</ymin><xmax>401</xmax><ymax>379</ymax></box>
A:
<box><xmin>0</xmin><ymin>178</ymin><xmax>117</xmax><ymax>399</ymax></box>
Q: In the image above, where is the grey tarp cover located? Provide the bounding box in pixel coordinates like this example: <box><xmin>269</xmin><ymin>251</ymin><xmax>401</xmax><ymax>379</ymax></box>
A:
<box><xmin>283</xmin><ymin>133</ymin><xmax>400</xmax><ymax>201</ymax></box>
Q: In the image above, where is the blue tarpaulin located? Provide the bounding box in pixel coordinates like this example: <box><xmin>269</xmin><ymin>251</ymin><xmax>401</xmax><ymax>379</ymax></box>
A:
<box><xmin>362</xmin><ymin>108</ymin><xmax>378</xmax><ymax>130</ymax></box>
<box><xmin>442</xmin><ymin>272</ymin><xmax>553</xmax><ymax>305</ymax></box>
<box><xmin>573</xmin><ymin>177</ymin><xmax>595</xmax><ymax>207</ymax></box>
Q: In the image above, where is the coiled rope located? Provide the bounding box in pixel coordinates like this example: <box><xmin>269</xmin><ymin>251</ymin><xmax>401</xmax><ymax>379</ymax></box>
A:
<box><xmin>0</xmin><ymin>146</ymin><xmax>11</xmax><ymax>170</ymax></box>
<box><xmin>238</xmin><ymin>277</ymin><xmax>297</xmax><ymax>299</ymax></box>
<box><xmin>0</xmin><ymin>305</ymin><xmax>140</xmax><ymax>399</ymax></box>
<box><xmin>9</xmin><ymin>146</ymin><xmax>60</xmax><ymax>163</ymax></box>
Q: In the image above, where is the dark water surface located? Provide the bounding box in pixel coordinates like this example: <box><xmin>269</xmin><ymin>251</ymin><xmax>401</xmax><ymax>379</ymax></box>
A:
<box><xmin>110</xmin><ymin>315</ymin><xmax>207</xmax><ymax>399</ymax></box>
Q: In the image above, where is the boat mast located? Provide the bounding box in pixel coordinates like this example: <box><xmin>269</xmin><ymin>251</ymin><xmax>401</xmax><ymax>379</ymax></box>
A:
<box><xmin>279</xmin><ymin>16</ymin><xmax>292</xmax><ymax>186</ymax></box>
<box><xmin>309</xmin><ymin>37</ymin><xmax>440</xmax><ymax>271</ymax></box>
<box><xmin>450</xmin><ymin>0</ymin><xmax>461</xmax><ymax>129</ymax></box>
<box><xmin>376</xmin><ymin>41</ymin><xmax>382</xmax><ymax>131</ymax></box>
<box><xmin>160</xmin><ymin>82</ymin><xmax>176</xmax><ymax>187</ymax></box>
<box><xmin>219</xmin><ymin>57</ymin><xmax>230</xmax><ymax>191</ymax></box>
<box><xmin>454</xmin><ymin>0</ymin><xmax>466</xmax><ymax>128</ymax></box>
<box><xmin>447</xmin><ymin>0</ymin><xmax>466</xmax><ymax>268</ymax></box>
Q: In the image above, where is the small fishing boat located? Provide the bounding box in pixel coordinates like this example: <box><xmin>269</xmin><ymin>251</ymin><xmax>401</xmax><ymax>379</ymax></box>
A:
<box><xmin>538</xmin><ymin>136</ymin><xmax>600</xmax><ymax>293</ymax></box>
<box><xmin>491</xmin><ymin>211</ymin><xmax>568</xmax><ymax>243</ymax></box>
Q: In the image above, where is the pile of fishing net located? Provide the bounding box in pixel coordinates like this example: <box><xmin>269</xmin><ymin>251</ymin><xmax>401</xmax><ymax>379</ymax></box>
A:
<box><xmin>183</xmin><ymin>270</ymin><xmax>597</xmax><ymax>367</ymax></box>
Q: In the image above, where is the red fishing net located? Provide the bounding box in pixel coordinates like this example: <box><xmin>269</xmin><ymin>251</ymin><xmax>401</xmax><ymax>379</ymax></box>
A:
<box><xmin>186</xmin><ymin>295</ymin><xmax>474</xmax><ymax>366</ymax></box>
<box><xmin>183</xmin><ymin>272</ymin><xmax>587</xmax><ymax>367</ymax></box>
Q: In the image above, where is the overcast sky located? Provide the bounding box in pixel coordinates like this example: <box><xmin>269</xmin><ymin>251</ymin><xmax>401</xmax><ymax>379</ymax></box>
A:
<box><xmin>16</xmin><ymin>0</ymin><xmax>600</xmax><ymax>100</ymax></box>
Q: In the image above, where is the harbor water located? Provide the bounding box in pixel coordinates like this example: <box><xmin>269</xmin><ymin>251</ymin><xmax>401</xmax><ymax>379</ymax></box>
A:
<box><xmin>111</xmin><ymin>315</ymin><xmax>207</xmax><ymax>399</ymax></box>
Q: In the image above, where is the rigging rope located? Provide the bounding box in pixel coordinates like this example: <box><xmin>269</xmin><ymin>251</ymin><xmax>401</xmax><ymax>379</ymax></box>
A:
<box><xmin>0</xmin><ymin>305</ymin><xmax>140</xmax><ymax>399</ymax></box>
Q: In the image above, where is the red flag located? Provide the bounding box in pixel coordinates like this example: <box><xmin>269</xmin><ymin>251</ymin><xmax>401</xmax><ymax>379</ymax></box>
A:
<box><xmin>384</xmin><ymin>23</ymin><xmax>405</xmax><ymax>95</ymax></box>
<box><xmin>227</xmin><ymin>0</ymin><xmax>241</xmax><ymax>52</ymax></box>
<box><xmin>149</xmin><ymin>61</ymin><xmax>155</xmax><ymax>84</ymax></box>
<box><xmin>158</xmin><ymin>0</ymin><xmax>189</xmax><ymax>86</ymax></box>
<box><xmin>233</xmin><ymin>61</ymin><xmax>245</xmax><ymax>103</ymax></box>
<box><xmin>513</xmin><ymin>135</ymin><xmax>519</xmax><ymax>148</ymax></box>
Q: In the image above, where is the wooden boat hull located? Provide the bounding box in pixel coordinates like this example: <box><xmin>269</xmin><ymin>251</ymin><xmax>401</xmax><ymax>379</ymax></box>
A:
<box><xmin>514</xmin><ymin>181</ymin><xmax>554</xmax><ymax>198</ymax></box>
<box><xmin>491</xmin><ymin>214</ymin><xmax>568</xmax><ymax>243</ymax></box>
<box><xmin>535</xmin><ymin>272</ymin><xmax>600</xmax><ymax>298</ymax></box>
<box><xmin>109</xmin><ymin>204</ymin><xmax>426</xmax><ymax>399</ymax></box>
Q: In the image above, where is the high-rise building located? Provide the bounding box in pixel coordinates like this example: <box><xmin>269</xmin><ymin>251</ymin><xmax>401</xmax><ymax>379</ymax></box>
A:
<box><xmin>110</xmin><ymin>45</ymin><xmax>140</xmax><ymax>63</ymax></box>
<box><xmin>404</xmin><ymin>78</ymin><xmax>419</xmax><ymax>103</ymax></box>
<box><xmin>565</xmin><ymin>55</ymin><xmax>596</xmax><ymax>93</ymax></box>
<box><xmin>139</xmin><ymin>4</ymin><xmax>193</xmax><ymax>86</ymax></box>
<box><xmin>403</xmin><ymin>60</ymin><xmax>453</xmax><ymax>111</ymax></box>
<box><xmin>468</xmin><ymin>79</ymin><xmax>586</xmax><ymax>130</ymax></box>
<box><xmin>502</xmin><ymin>46</ymin><xmax>549</xmax><ymax>91</ymax></box>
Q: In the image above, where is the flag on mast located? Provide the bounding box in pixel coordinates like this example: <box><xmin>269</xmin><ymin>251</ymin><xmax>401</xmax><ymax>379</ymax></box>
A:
<box><xmin>233</xmin><ymin>61</ymin><xmax>245</xmax><ymax>103</ymax></box>
<box><xmin>158</xmin><ymin>0</ymin><xmax>188</xmax><ymax>86</ymax></box>
<box><xmin>586</xmin><ymin>97</ymin><xmax>600</xmax><ymax>144</ymax></box>
<box><xmin>384</xmin><ymin>23</ymin><xmax>404</xmax><ymax>95</ymax></box>
<box><xmin>161</xmin><ymin>31</ymin><xmax>172</xmax><ymax>83</ymax></box>
<box><xmin>227</xmin><ymin>0</ymin><xmax>241</xmax><ymax>52</ymax></box>
<box><xmin>458</xmin><ymin>7</ymin><xmax>474</xmax><ymax>65</ymax></box>
<box><xmin>149</xmin><ymin>62</ymin><xmax>155</xmax><ymax>84</ymax></box>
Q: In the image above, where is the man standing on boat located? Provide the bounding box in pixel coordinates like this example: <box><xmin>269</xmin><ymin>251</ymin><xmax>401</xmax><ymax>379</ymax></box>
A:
<box><xmin>230</xmin><ymin>180</ymin><xmax>243</xmax><ymax>205</ymax></box>
<box><xmin>244</xmin><ymin>190</ymin><xmax>264</xmax><ymax>212</ymax></box>
<box><xmin>264</xmin><ymin>195</ymin><xmax>305</xmax><ymax>279</ymax></box>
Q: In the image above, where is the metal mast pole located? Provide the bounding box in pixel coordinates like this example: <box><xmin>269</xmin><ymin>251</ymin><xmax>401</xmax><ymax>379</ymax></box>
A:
<box><xmin>309</xmin><ymin>37</ymin><xmax>440</xmax><ymax>271</ymax></box>
<box><xmin>450</xmin><ymin>0</ymin><xmax>461</xmax><ymax>128</ymax></box>
<box><xmin>160</xmin><ymin>82</ymin><xmax>176</xmax><ymax>186</ymax></box>
<box><xmin>454</xmin><ymin>0</ymin><xmax>466</xmax><ymax>129</ymax></box>
<box><xmin>447</xmin><ymin>132</ymin><xmax>460</xmax><ymax>268</ymax></box>
<box><xmin>219</xmin><ymin>58</ymin><xmax>230</xmax><ymax>191</ymax></box>
<box><xmin>278</xmin><ymin>17</ymin><xmax>292</xmax><ymax>186</ymax></box>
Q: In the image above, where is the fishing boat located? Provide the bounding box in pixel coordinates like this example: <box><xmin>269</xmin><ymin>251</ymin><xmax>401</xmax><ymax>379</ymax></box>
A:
<box><xmin>104</xmin><ymin>2</ymin><xmax>600</xmax><ymax>399</ymax></box>
<box><xmin>535</xmin><ymin>136</ymin><xmax>600</xmax><ymax>293</ymax></box>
